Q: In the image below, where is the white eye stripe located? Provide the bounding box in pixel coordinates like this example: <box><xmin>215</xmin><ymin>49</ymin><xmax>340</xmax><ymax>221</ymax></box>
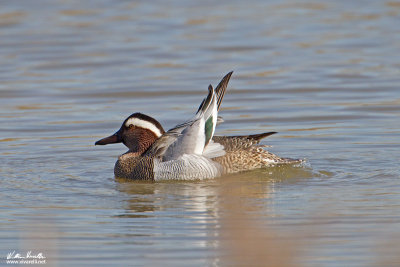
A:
<box><xmin>125</xmin><ymin>118</ymin><xmax>163</xmax><ymax>137</ymax></box>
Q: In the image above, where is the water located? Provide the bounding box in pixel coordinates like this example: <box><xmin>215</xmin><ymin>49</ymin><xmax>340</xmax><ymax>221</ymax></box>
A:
<box><xmin>1</xmin><ymin>0</ymin><xmax>400</xmax><ymax>266</ymax></box>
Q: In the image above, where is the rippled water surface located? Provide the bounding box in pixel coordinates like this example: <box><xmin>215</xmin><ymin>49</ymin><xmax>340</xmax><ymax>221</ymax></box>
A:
<box><xmin>1</xmin><ymin>0</ymin><xmax>400</xmax><ymax>266</ymax></box>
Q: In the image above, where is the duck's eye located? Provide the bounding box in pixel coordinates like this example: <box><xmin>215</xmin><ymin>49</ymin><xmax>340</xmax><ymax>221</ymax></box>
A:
<box><xmin>128</xmin><ymin>124</ymin><xmax>135</xmax><ymax>129</ymax></box>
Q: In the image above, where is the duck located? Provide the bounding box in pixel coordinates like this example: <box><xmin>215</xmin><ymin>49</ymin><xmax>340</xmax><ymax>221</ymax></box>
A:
<box><xmin>95</xmin><ymin>72</ymin><xmax>300</xmax><ymax>180</ymax></box>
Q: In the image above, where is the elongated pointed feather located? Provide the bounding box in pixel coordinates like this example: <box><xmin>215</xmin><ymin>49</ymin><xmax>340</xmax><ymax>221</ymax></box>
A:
<box><xmin>213</xmin><ymin>132</ymin><xmax>277</xmax><ymax>144</ymax></box>
<box><xmin>202</xmin><ymin>72</ymin><xmax>233</xmax><ymax>145</ymax></box>
<box><xmin>196</xmin><ymin>99</ymin><xmax>205</xmax><ymax>114</ymax></box>
<box><xmin>215</xmin><ymin>71</ymin><xmax>233</xmax><ymax>110</ymax></box>
<box><xmin>196</xmin><ymin>84</ymin><xmax>214</xmax><ymax>115</ymax></box>
<box><xmin>197</xmin><ymin>72</ymin><xmax>232</xmax><ymax>114</ymax></box>
<box><xmin>238</xmin><ymin>131</ymin><xmax>277</xmax><ymax>142</ymax></box>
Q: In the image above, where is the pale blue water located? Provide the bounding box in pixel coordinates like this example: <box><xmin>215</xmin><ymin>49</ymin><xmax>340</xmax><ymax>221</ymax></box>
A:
<box><xmin>1</xmin><ymin>0</ymin><xmax>400</xmax><ymax>266</ymax></box>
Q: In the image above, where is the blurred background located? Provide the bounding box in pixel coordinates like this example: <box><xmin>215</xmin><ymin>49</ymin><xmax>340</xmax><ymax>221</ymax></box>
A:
<box><xmin>1</xmin><ymin>0</ymin><xmax>399</xmax><ymax>266</ymax></box>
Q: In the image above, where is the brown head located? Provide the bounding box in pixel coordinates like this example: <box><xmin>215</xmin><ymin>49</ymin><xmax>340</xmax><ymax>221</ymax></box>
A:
<box><xmin>95</xmin><ymin>113</ymin><xmax>165</xmax><ymax>155</ymax></box>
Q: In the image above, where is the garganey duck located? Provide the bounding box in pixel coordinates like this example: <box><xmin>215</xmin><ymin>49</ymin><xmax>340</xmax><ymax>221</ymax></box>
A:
<box><xmin>95</xmin><ymin>72</ymin><xmax>300</xmax><ymax>180</ymax></box>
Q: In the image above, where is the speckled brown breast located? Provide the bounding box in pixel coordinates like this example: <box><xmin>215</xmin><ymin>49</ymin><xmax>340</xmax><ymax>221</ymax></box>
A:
<box><xmin>114</xmin><ymin>153</ymin><xmax>155</xmax><ymax>180</ymax></box>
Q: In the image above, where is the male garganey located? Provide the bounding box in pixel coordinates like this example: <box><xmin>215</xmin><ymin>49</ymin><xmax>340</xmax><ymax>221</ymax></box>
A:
<box><xmin>95</xmin><ymin>72</ymin><xmax>300</xmax><ymax>180</ymax></box>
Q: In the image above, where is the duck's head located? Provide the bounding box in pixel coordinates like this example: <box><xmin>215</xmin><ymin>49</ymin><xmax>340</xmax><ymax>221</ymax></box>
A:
<box><xmin>95</xmin><ymin>113</ymin><xmax>165</xmax><ymax>154</ymax></box>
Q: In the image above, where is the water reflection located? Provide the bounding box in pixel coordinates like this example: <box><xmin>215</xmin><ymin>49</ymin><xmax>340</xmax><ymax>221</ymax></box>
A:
<box><xmin>115</xmin><ymin>182</ymin><xmax>158</xmax><ymax>217</ymax></box>
<box><xmin>112</xmin><ymin>164</ymin><xmax>314</xmax><ymax>264</ymax></box>
<box><xmin>114</xmin><ymin>164</ymin><xmax>313</xmax><ymax>218</ymax></box>
<box><xmin>115</xmin><ymin>179</ymin><xmax>220</xmax><ymax>218</ymax></box>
